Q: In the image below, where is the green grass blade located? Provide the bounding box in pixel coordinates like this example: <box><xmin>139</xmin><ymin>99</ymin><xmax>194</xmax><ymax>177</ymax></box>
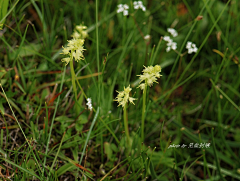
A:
<box><xmin>79</xmin><ymin>107</ymin><xmax>99</xmax><ymax>165</ymax></box>
<box><xmin>43</xmin><ymin>66</ymin><xmax>66</xmax><ymax>177</ymax></box>
<box><xmin>0</xmin><ymin>0</ymin><xmax>19</xmax><ymax>25</ymax></box>
<box><xmin>210</xmin><ymin>79</ymin><xmax>240</xmax><ymax>112</ymax></box>
<box><xmin>211</xmin><ymin>128</ymin><xmax>226</xmax><ymax>180</ymax></box>
<box><xmin>0</xmin><ymin>84</ymin><xmax>43</xmax><ymax>177</ymax></box>
<box><xmin>1</xmin><ymin>157</ymin><xmax>41</xmax><ymax>179</ymax></box>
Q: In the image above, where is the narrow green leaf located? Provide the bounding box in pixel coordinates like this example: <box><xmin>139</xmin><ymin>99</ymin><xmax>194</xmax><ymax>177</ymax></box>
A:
<box><xmin>79</xmin><ymin>107</ymin><xmax>99</xmax><ymax>165</ymax></box>
<box><xmin>1</xmin><ymin>158</ymin><xmax>41</xmax><ymax>179</ymax></box>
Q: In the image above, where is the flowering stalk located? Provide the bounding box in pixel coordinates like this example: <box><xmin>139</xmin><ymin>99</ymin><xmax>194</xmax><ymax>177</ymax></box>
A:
<box><xmin>114</xmin><ymin>85</ymin><xmax>136</xmax><ymax>147</ymax></box>
<box><xmin>137</xmin><ymin>65</ymin><xmax>162</xmax><ymax>142</ymax></box>
<box><xmin>69</xmin><ymin>54</ymin><xmax>77</xmax><ymax>100</ymax></box>
<box><xmin>123</xmin><ymin>105</ymin><xmax>130</xmax><ymax>146</ymax></box>
<box><xmin>61</xmin><ymin>38</ymin><xmax>85</xmax><ymax>101</ymax></box>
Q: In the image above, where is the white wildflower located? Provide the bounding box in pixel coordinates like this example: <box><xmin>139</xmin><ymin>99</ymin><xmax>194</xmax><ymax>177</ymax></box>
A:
<box><xmin>163</xmin><ymin>36</ymin><xmax>177</xmax><ymax>52</ymax></box>
<box><xmin>186</xmin><ymin>41</ymin><xmax>198</xmax><ymax>54</ymax></box>
<box><xmin>133</xmin><ymin>1</ymin><xmax>146</xmax><ymax>11</ymax></box>
<box><xmin>117</xmin><ymin>4</ymin><xmax>129</xmax><ymax>16</ymax></box>
<box><xmin>171</xmin><ymin>42</ymin><xmax>177</xmax><ymax>50</ymax></box>
<box><xmin>144</xmin><ymin>34</ymin><xmax>150</xmax><ymax>40</ymax></box>
<box><xmin>86</xmin><ymin>98</ymin><xmax>93</xmax><ymax>111</ymax></box>
<box><xmin>166</xmin><ymin>39</ymin><xmax>173</xmax><ymax>46</ymax></box>
<box><xmin>166</xmin><ymin>46</ymin><xmax>171</xmax><ymax>52</ymax></box>
<box><xmin>167</xmin><ymin>28</ymin><xmax>178</xmax><ymax>37</ymax></box>
<box><xmin>163</xmin><ymin>36</ymin><xmax>171</xmax><ymax>41</ymax></box>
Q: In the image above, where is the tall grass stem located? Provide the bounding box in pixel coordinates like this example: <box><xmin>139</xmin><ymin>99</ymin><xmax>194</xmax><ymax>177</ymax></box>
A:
<box><xmin>70</xmin><ymin>55</ymin><xmax>78</xmax><ymax>101</ymax></box>
<box><xmin>123</xmin><ymin>106</ymin><xmax>130</xmax><ymax>147</ymax></box>
<box><xmin>141</xmin><ymin>83</ymin><xmax>147</xmax><ymax>142</ymax></box>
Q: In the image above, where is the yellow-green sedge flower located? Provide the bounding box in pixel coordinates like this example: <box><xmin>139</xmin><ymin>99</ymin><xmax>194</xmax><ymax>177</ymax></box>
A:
<box><xmin>72</xmin><ymin>24</ymin><xmax>88</xmax><ymax>39</ymax></box>
<box><xmin>137</xmin><ymin>65</ymin><xmax>162</xmax><ymax>90</ymax></box>
<box><xmin>114</xmin><ymin>85</ymin><xmax>137</xmax><ymax>108</ymax></box>
<box><xmin>137</xmin><ymin>65</ymin><xmax>162</xmax><ymax>142</ymax></box>
<box><xmin>61</xmin><ymin>38</ymin><xmax>85</xmax><ymax>65</ymax></box>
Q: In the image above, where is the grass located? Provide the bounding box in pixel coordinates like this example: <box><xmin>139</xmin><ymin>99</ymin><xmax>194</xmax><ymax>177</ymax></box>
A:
<box><xmin>0</xmin><ymin>0</ymin><xmax>240</xmax><ymax>180</ymax></box>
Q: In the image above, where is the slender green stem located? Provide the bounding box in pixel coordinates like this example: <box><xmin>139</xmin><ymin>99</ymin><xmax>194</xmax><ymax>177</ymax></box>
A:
<box><xmin>69</xmin><ymin>55</ymin><xmax>77</xmax><ymax>100</ymax></box>
<box><xmin>79</xmin><ymin>107</ymin><xmax>100</xmax><ymax>165</ymax></box>
<box><xmin>96</xmin><ymin>0</ymin><xmax>100</xmax><ymax>107</ymax></box>
<box><xmin>122</xmin><ymin>16</ymin><xmax>126</xmax><ymax>45</ymax></box>
<box><xmin>211</xmin><ymin>128</ymin><xmax>226</xmax><ymax>181</ymax></box>
<box><xmin>0</xmin><ymin>0</ymin><xmax>19</xmax><ymax>25</ymax></box>
<box><xmin>123</xmin><ymin>106</ymin><xmax>130</xmax><ymax>147</ymax></box>
<box><xmin>141</xmin><ymin>82</ymin><xmax>147</xmax><ymax>143</ymax></box>
<box><xmin>49</xmin><ymin>132</ymin><xmax>65</xmax><ymax>178</ymax></box>
<box><xmin>43</xmin><ymin>66</ymin><xmax>66</xmax><ymax>178</ymax></box>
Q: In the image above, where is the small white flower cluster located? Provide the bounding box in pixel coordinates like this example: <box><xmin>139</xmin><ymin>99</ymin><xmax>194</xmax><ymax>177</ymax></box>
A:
<box><xmin>162</xmin><ymin>28</ymin><xmax>178</xmax><ymax>52</ymax></box>
<box><xmin>86</xmin><ymin>98</ymin><xmax>93</xmax><ymax>111</ymax></box>
<box><xmin>163</xmin><ymin>36</ymin><xmax>177</xmax><ymax>52</ymax></box>
<box><xmin>117</xmin><ymin>4</ymin><xmax>129</xmax><ymax>16</ymax></box>
<box><xmin>167</xmin><ymin>28</ymin><xmax>178</xmax><ymax>37</ymax></box>
<box><xmin>133</xmin><ymin>1</ymin><xmax>146</xmax><ymax>11</ymax></box>
<box><xmin>144</xmin><ymin>34</ymin><xmax>150</xmax><ymax>40</ymax></box>
<box><xmin>163</xmin><ymin>28</ymin><xmax>198</xmax><ymax>54</ymax></box>
<box><xmin>186</xmin><ymin>41</ymin><xmax>198</xmax><ymax>54</ymax></box>
<box><xmin>117</xmin><ymin>1</ymin><xmax>146</xmax><ymax>16</ymax></box>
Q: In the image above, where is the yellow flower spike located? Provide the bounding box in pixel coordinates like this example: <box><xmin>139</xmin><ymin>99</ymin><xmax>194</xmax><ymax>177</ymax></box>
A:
<box><xmin>138</xmin><ymin>65</ymin><xmax>162</xmax><ymax>143</ymax></box>
<box><xmin>124</xmin><ymin>86</ymin><xmax>132</xmax><ymax>94</ymax></box>
<box><xmin>138</xmin><ymin>83</ymin><xmax>145</xmax><ymax>90</ymax></box>
<box><xmin>62</xmin><ymin>46</ymin><xmax>71</xmax><ymax>55</ymax></box>
<box><xmin>72</xmin><ymin>24</ymin><xmax>88</xmax><ymax>39</ymax></box>
<box><xmin>61</xmin><ymin>57</ymin><xmax>71</xmax><ymax>65</ymax></box>
<box><xmin>114</xmin><ymin>85</ymin><xmax>137</xmax><ymax>108</ymax></box>
<box><xmin>61</xmin><ymin>38</ymin><xmax>85</xmax><ymax>65</ymax></box>
<box><xmin>137</xmin><ymin>65</ymin><xmax>162</xmax><ymax>89</ymax></box>
<box><xmin>114</xmin><ymin>85</ymin><xmax>137</xmax><ymax>149</ymax></box>
<box><xmin>129</xmin><ymin>97</ymin><xmax>136</xmax><ymax>105</ymax></box>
